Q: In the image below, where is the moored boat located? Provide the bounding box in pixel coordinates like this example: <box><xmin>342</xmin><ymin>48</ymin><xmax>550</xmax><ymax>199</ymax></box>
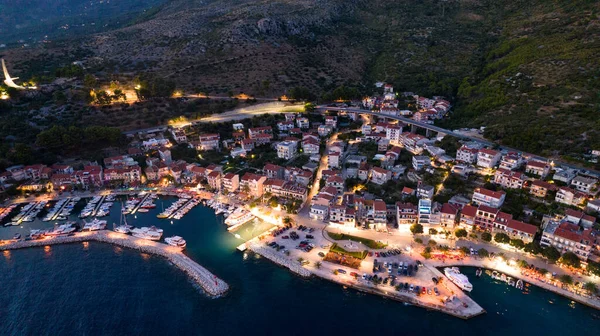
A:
<box><xmin>444</xmin><ymin>267</ymin><xmax>473</xmax><ymax>292</ymax></box>
<box><xmin>164</xmin><ymin>236</ymin><xmax>186</xmax><ymax>248</ymax></box>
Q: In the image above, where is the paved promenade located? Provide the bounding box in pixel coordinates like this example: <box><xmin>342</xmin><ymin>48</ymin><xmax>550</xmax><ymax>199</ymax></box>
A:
<box><xmin>429</xmin><ymin>258</ymin><xmax>600</xmax><ymax>311</ymax></box>
<box><xmin>0</xmin><ymin>231</ymin><xmax>229</xmax><ymax>297</ymax></box>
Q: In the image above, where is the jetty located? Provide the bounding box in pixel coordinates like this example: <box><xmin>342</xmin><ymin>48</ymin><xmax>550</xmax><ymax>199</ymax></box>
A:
<box><xmin>130</xmin><ymin>193</ymin><xmax>151</xmax><ymax>215</ymax></box>
<box><xmin>90</xmin><ymin>195</ymin><xmax>106</xmax><ymax>217</ymax></box>
<box><xmin>0</xmin><ymin>231</ymin><xmax>229</xmax><ymax>297</ymax></box>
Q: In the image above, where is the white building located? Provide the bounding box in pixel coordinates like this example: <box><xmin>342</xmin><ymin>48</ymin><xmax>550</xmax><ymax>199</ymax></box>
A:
<box><xmin>471</xmin><ymin>188</ymin><xmax>506</xmax><ymax>208</ymax></box>
<box><xmin>276</xmin><ymin>141</ymin><xmax>297</xmax><ymax>160</ymax></box>
<box><xmin>476</xmin><ymin>148</ymin><xmax>500</xmax><ymax>169</ymax></box>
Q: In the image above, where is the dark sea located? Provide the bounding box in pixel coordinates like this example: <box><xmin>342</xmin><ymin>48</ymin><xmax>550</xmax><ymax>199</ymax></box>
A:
<box><xmin>1</xmin><ymin>197</ymin><xmax>599</xmax><ymax>335</ymax></box>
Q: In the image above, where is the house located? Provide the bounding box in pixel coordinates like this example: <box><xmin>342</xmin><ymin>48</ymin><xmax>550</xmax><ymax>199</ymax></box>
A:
<box><xmin>277</xmin><ymin>121</ymin><xmax>295</xmax><ymax>132</ymax></box>
<box><xmin>553</xmin><ymin>169</ymin><xmax>578</xmax><ymax>184</ymax></box>
<box><xmin>493</xmin><ymin>169</ymin><xmax>526</xmax><ymax>189</ymax></box>
<box><xmin>318</xmin><ymin>125</ymin><xmax>333</xmax><ymax>137</ymax></box>
<box><xmin>371</xmin><ymin>200</ymin><xmax>388</xmax><ymax>231</ymax></box>
<box><xmin>361</xmin><ymin>124</ymin><xmax>372</xmax><ymax>135</ymax></box>
<box><xmin>440</xmin><ymin>203</ymin><xmax>459</xmax><ymax>228</ymax></box>
<box><xmin>402</xmin><ymin>187</ymin><xmax>415</xmax><ymax>198</ymax></box>
<box><xmin>302</xmin><ymin>138</ymin><xmax>320</xmax><ymax>155</ymax></box>
<box><xmin>525</xmin><ymin>160</ymin><xmax>551</xmax><ymax>178</ymax></box>
<box><xmin>456</xmin><ymin>145</ymin><xmax>479</xmax><ymax>164</ymax></box>
<box><xmin>171</xmin><ymin>128</ymin><xmax>188</xmax><ymax>143</ymax></box>
<box><xmin>158</xmin><ymin>147</ymin><xmax>172</xmax><ymax>164</ymax></box>
<box><xmin>504</xmin><ymin>219</ymin><xmax>538</xmax><ymax>243</ymax></box>
<box><xmin>541</xmin><ymin>220</ymin><xmax>597</xmax><ymax>260</ymax></box>
<box><xmin>586</xmin><ymin>199</ymin><xmax>600</xmax><ymax>214</ymax></box>
<box><xmin>263</xmin><ymin>179</ymin><xmax>307</xmax><ymax>201</ymax></box>
<box><xmin>529</xmin><ymin>180</ymin><xmax>557</xmax><ymax>198</ymax></box>
<box><xmin>400</xmin><ymin>132</ymin><xmax>428</xmax><ymax>154</ymax></box>
<box><xmin>248</xmin><ymin>126</ymin><xmax>273</xmax><ymax>140</ymax></box>
<box><xmin>459</xmin><ymin>205</ymin><xmax>478</xmax><ymax>231</ymax></box>
<box><xmin>207</xmin><ymin>171</ymin><xmax>222</xmax><ymax>190</ymax></box>
<box><xmin>198</xmin><ymin>134</ymin><xmax>220</xmax><ymax>151</ymax></box>
<box><xmin>241</xmin><ymin>139</ymin><xmax>255</xmax><ymax>152</ymax></box>
<box><xmin>325</xmin><ymin>175</ymin><xmax>345</xmax><ymax>194</ymax></box>
<box><xmin>358</xmin><ymin>163</ymin><xmax>370</xmax><ymax>181</ymax></box>
<box><xmin>329</xmin><ymin>141</ymin><xmax>345</xmax><ymax>154</ymax></box>
<box><xmin>570</xmin><ymin>175</ymin><xmax>597</xmax><ymax>195</ymax></box>
<box><xmin>564</xmin><ymin>209</ymin><xmax>597</xmax><ymax>228</ymax></box>
<box><xmin>417</xmin><ymin>199</ymin><xmax>440</xmax><ymax>228</ymax></box>
<box><xmin>499</xmin><ymin>152</ymin><xmax>523</xmax><ymax>170</ymax></box>
<box><xmin>222</xmin><ymin>173</ymin><xmax>239</xmax><ymax>193</ymax></box>
<box><xmin>232</xmin><ymin>123</ymin><xmax>244</xmax><ymax>131</ymax></box>
<box><xmin>104</xmin><ymin>155</ymin><xmax>137</xmax><ymax>169</ymax></box>
<box><xmin>328</xmin><ymin>152</ymin><xmax>341</xmax><ymax>169</ymax></box>
<box><xmin>385</xmin><ymin>125</ymin><xmax>403</xmax><ymax>144</ymax></box>
<box><xmin>264</xmin><ymin>163</ymin><xmax>284</xmax><ymax>179</ymax></box>
<box><xmin>232</xmin><ymin>130</ymin><xmax>246</xmax><ymax>143</ymax></box>
<box><xmin>555</xmin><ymin>187</ymin><xmax>586</xmax><ymax>207</ymax></box>
<box><xmin>145</xmin><ymin>166</ymin><xmax>160</xmax><ymax>181</ymax></box>
<box><xmin>142</xmin><ymin>138</ymin><xmax>169</xmax><ymax>150</ymax></box>
<box><xmin>296</xmin><ymin>117</ymin><xmax>310</xmax><ymax>129</ymax></box>
<box><xmin>285</xmin><ymin>167</ymin><xmax>312</xmax><ymax>186</ymax></box>
<box><xmin>276</xmin><ymin>141</ymin><xmax>297</xmax><ymax>160</ymax></box>
<box><xmin>417</xmin><ymin>184</ymin><xmax>435</xmax><ymax>199</ymax></box>
<box><xmin>253</xmin><ymin>133</ymin><xmax>272</xmax><ymax>146</ymax></box>
<box><xmin>329</xmin><ymin>205</ymin><xmax>356</xmax><ymax>228</ymax></box>
<box><xmin>325</xmin><ymin>116</ymin><xmax>337</xmax><ymax>128</ymax></box>
<box><xmin>472</xmin><ymin>188</ymin><xmax>506</xmax><ymax>208</ymax></box>
<box><xmin>396</xmin><ymin>202</ymin><xmax>418</xmax><ymax>227</ymax></box>
<box><xmin>370</xmin><ymin>167</ymin><xmax>391</xmax><ymax>185</ymax></box>
<box><xmin>412</xmin><ymin>156</ymin><xmax>430</xmax><ymax>171</ymax></box>
<box><xmin>477</xmin><ymin>148</ymin><xmax>500</xmax><ymax>169</ymax></box>
<box><xmin>103</xmin><ymin>166</ymin><xmax>142</xmax><ymax>185</ymax></box>
<box><xmin>285</xmin><ymin>113</ymin><xmax>296</xmax><ymax>122</ymax></box>
<box><xmin>310</xmin><ymin>204</ymin><xmax>329</xmax><ymax>221</ymax></box>
<box><xmin>378</xmin><ymin>138</ymin><xmax>390</xmax><ymax>152</ymax></box>
<box><xmin>474</xmin><ymin>205</ymin><xmax>501</xmax><ymax>230</ymax></box>
<box><xmin>240</xmin><ymin>173</ymin><xmax>267</xmax><ymax>197</ymax></box>
<box><xmin>74</xmin><ymin>165</ymin><xmax>104</xmax><ymax>188</ymax></box>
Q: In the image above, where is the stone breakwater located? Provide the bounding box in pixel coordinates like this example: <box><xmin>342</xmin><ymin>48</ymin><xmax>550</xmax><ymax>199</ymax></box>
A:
<box><xmin>248</xmin><ymin>242</ymin><xmax>312</xmax><ymax>277</ymax></box>
<box><xmin>0</xmin><ymin>231</ymin><xmax>229</xmax><ymax>297</ymax></box>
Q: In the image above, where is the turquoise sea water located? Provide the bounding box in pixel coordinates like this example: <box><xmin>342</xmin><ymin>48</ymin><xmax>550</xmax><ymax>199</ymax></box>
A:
<box><xmin>1</xmin><ymin>197</ymin><xmax>599</xmax><ymax>335</ymax></box>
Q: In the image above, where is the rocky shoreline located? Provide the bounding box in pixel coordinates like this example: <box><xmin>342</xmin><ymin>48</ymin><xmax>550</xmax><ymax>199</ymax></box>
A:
<box><xmin>248</xmin><ymin>242</ymin><xmax>312</xmax><ymax>277</ymax></box>
<box><xmin>0</xmin><ymin>231</ymin><xmax>229</xmax><ymax>297</ymax></box>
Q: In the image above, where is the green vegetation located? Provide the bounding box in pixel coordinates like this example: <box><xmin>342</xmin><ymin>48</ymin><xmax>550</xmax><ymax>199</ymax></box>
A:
<box><xmin>509</xmin><ymin>239</ymin><xmax>525</xmax><ymax>250</ymax></box>
<box><xmin>326</xmin><ymin>231</ymin><xmax>387</xmax><ymax>249</ymax></box>
<box><xmin>559</xmin><ymin>252</ymin><xmax>581</xmax><ymax>269</ymax></box>
<box><xmin>410</xmin><ymin>224</ymin><xmax>424</xmax><ymax>235</ymax></box>
<box><xmin>454</xmin><ymin>229</ymin><xmax>468</xmax><ymax>238</ymax></box>
<box><xmin>494</xmin><ymin>233</ymin><xmax>510</xmax><ymax>244</ymax></box>
<box><xmin>329</xmin><ymin>243</ymin><xmax>368</xmax><ymax>260</ymax></box>
<box><xmin>477</xmin><ymin>248</ymin><xmax>490</xmax><ymax>258</ymax></box>
<box><xmin>542</xmin><ymin>246</ymin><xmax>561</xmax><ymax>262</ymax></box>
<box><xmin>481</xmin><ymin>232</ymin><xmax>492</xmax><ymax>242</ymax></box>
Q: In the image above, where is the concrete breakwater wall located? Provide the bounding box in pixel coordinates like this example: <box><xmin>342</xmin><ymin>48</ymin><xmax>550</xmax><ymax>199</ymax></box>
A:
<box><xmin>248</xmin><ymin>242</ymin><xmax>312</xmax><ymax>277</ymax></box>
<box><xmin>0</xmin><ymin>231</ymin><xmax>229</xmax><ymax>297</ymax></box>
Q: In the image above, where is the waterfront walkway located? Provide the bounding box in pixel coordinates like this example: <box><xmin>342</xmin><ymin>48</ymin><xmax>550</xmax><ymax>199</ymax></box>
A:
<box><xmin>0</xmin><ymin>231</ymin><xmax>229</xmax><ymax>297</ymax></box>
<box><xmin>429</xmin><ymin>258</ymin><xmax>600</xmax><ymax>311</ymax></box>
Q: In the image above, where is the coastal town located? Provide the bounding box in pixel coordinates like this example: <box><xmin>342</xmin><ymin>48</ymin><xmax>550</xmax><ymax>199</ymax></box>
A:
<box><xmin>1</xmin><ymin>83</ymin><xmax>600</xmax><ymax>318</ymax></box>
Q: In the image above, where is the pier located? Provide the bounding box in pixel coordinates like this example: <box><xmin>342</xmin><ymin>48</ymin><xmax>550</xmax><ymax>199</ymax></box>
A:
<box><xmin>50</xmin><ymin>198</ymin><xmax>70</xmax><ymax>221</ymax></box>
<box><xmin>90</xmin><ymin>195</ymin><xmax>106</xmax><ymax>217</ymax></box>
<box><xmin>0</xmin><ymin>231</ymin><xmax>229</xmax><ymax>297</ymax></box>
<box><xmin>167</xmin><ymin>197</ymin><xmax>196</xmax><ymax>219</ymax></box>
<box><xmin>130</xmin><ymin>193</ymin><xmax>151</xmax><ymax>215</ymax></box>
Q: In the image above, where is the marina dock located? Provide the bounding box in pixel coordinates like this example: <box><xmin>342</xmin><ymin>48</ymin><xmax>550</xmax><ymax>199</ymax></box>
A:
<box><xmin>0</xmin><ymin>231</ymin><xmax>229</xmax><ymax>297</ymax></box>
<box><xmin>90</xmin><ymin>196</ymin><xmax>106</xmax><ymax>217</ymax></box>
<box><xmin>49</xmin><ymin>198</ymin><xmax>70</xmax><ymax>221</ymax></box>
<box><xmin>130</xmin><ymin>194</ymin><xmax>151</xmax><ymax>215</ymax></box>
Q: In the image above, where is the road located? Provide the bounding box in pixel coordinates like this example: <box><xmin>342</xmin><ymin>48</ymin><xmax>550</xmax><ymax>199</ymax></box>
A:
<box><xmin>123</xmin><ymin>101</ymin><xmax>303</xmax><ymax>135</ymax></box>
<box><xmin>317</xmin><ymin>106</ymin><xmax>600</xmax><ymax>177</ymax></box>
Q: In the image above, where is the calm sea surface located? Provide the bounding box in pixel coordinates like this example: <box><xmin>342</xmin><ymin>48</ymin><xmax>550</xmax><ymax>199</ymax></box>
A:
<box><xmin>0</xmin><ymin>197</ymin><xmax>598</xmax><ymax>335</ymax></box>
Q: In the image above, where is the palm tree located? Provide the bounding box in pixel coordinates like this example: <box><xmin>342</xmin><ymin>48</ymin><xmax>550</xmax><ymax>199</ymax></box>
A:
<box><xmin>583</xmin><ymin>282</ymin><xmax>598</xmax><ymax>294</ymax></box>
<box><xmin>283</xmin><ymin>216</ymin><xmax>293</xmax><ymax>225</ymax></box>
<box><xmin>315</xmin><ymin>261</ymin><xmax>322</xmax><ymax>269</ymax></box>
<box><xmin>559</xmin><ymin>274</ymin><xmax>573</xmax><ymax>287</ymax></box>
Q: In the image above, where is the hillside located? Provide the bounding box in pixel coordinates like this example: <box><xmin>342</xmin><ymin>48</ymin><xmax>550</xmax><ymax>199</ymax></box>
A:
<box><xmin>2</xmin><ymin>0</ymin><xmax>600</xmax><ymax>161</ymax></box>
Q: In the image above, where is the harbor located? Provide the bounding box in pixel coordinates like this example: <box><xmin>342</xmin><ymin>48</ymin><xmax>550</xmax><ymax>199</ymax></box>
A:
<box><xmin>0</xmin><ymin>230</ymin><xmax>229</xmax><ymax>297</ymax></box>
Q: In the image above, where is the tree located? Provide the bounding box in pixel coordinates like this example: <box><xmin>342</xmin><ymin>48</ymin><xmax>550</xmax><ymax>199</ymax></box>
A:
<box><xmin>558</xmin><ymin>274</ymin><xmax>573</xmax><ymax>286</ymax></box>
<box><xmin>410</xmin><ymin>223</ymin><xmax>423</xmax><ymax>235</ymax></box>
<box><xmin>455</xmin><ymin>228</ymin><xmax>468</xmax><ymax>238</ymax></box>
<box><xmin>588</xmin><ymin>261</ymin><xmax>600</xmax><ymax>277</ymax></box>
<box><xmin>583</xmin><ymin>282</ymin><xmax>598</xmax><ymax>294</ymax></box>
<box><xmin>83</xmin><ymin>74</ymin><xmax>97</xmax><ymax>88</ymax></box>
<box><xmin>559</xmin><ymin>251</ymin><xmax>581</xmax><ymax>268</ymax></box>
<box><xmin>283</xmin><ymin>216</ymin><xmax>293</xmax><ymax>225</ymax></box>
<box><xmin>509</xmin><ymin>239</ymin><xmax>525</xmax><ymax>250</ymax></box>
<box><xmin>428</xmin><ymin>228</ymin><xmax>438</xmax><ymax>235</ymax></box>
<box><xmin>524</xmin><ymin>242</ymin><xmax>543</xmax><ymax>255</ymax></box>
<box><xmin>428</xmin><ymin>239</ymin><xmax>437</xmax><ymax>247</ymax></box>
<box><xmin>477</xmin><ymin>248</ymin><xmax>489</xmax><ymax>258</ymax></box>
<box><xmin>459</xmin><ymin>246</ymin><xmax>470</xmax><ymax>256</ymax></box>
<box><xmin>304</xmin><ymin>102</ymin><xmax>316</xmax><ymax>112</ymax></box>
<box><xmin>481</xmin><ymin>232</ymin><xmax>492</xmax><ymax>242</ymax></box>
<box><xmin>315</xmin><ymin>261</ymin><xmax>322</xmax><ymax>269</ymax></box>
<box><xmin>421</xmin><ymin>246</ymin><xmax>432</xmax><ymax>259</ymax></box>
<box><xmin>494</xmin><ymin>232</ymin><xmax>510</xmax><ymax>244</ymax></box>
<box><xmin>517</xmin><ymin>259</ymin><xmax>529</xmax><ymax>268</ymax></box>
<box><xmin>241</xmin><ymin>184</ymin><xmax>251</xmax><ymax>194</ymax></box>
<box><xmin>542</xmin><ymin>246</ymin><xmax>561</xmax><ymax>262</ymax></box>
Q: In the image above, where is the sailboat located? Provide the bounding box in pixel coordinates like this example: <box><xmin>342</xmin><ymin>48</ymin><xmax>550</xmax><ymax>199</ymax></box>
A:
<box><xmin>114</xmin><ymin>206</ymin><xmax>133</xmax><ymax>234</ymax></box>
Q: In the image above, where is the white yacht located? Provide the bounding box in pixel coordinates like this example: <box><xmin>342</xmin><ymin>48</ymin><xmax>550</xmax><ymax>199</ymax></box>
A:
<box><xmin>82</xmin><ymin>218</ymin><xmax>107</xmax><ymax>231</ymax></box>
<box><xmin>444</xmin><ymin>267</ymin><xmax>473</xmax><ymax>292</ymax></box>
<box><xmin>165</xmin><ymin>236</ymin><xmax>187</xmax><ymax>248</ymax></box>
<box><xmin>224</xmin><ymin>208</ymin><xmax>255</xmax><ymax>227</ymax></box>
<box><xmin>45</xmin><ymin>222</ymin><xmax>77</xmax><ymax>236</ymax></box>
<box><xmin>114</xmin><ymin>210</ymin><xmax>132</xmax><ymax>234</ymax></box>
<box><xmin>131</xmin><ymin>226</ymin><xmax>163</xmax><ymax>241</ymax></box>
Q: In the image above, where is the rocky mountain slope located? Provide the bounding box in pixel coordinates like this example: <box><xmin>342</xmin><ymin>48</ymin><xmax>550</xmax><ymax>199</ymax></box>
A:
<box><xmin>3</xmin><ymin>0</ymin><xmax>600</xmax><ymax>160</ymax></box>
